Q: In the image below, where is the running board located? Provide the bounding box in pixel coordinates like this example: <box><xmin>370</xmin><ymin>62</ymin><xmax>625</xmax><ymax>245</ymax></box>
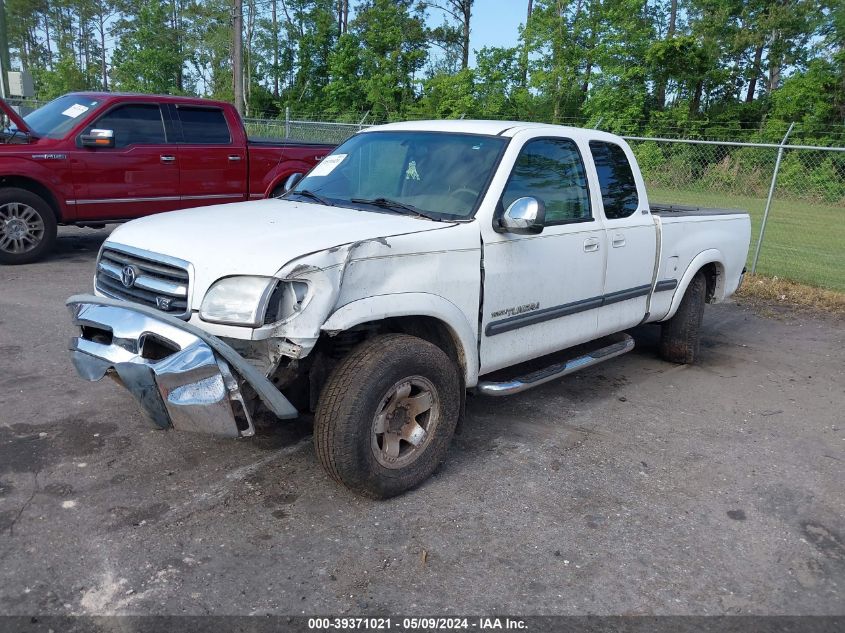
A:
<box><xmin>476</xmin><ymin>333</ymin><xmax>635</xmax><ymax>396</ymax></box>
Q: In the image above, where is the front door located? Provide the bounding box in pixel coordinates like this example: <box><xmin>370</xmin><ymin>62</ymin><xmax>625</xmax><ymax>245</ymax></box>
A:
<box><xmin>173</xmin><ymin>105</ymin><xmax>247</xmax><ymax>208</ymax></box>
<box><xmin>72</xmin><ymin>102</ymin><xmax>181</xmax><ymax>221</ymax></box>
<box><xmin>480</xmin><ymin>137</ymin><xmax>607</xmax><ymax>375</ymax></box>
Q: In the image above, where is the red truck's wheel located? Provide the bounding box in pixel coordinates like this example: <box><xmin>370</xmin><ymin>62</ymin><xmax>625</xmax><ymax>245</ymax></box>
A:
<box><xmin>0</xmin><ymin>188</ymin><xmax>57</xmax><ymax>265</ymax></box>
<box><xmin>314</xmin><ymin>334</ymin><xmax>461</xmax><ymax>499</ymax></box>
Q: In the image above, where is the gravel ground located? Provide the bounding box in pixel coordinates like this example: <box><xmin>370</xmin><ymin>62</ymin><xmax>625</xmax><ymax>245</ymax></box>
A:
<box><xmin>0</xmin><ymin>227</ymin><xmax>843</xmax><ymax>616</ymax></box>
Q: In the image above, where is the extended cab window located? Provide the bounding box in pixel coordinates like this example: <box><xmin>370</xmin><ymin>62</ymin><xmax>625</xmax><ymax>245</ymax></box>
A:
<box><xmin>589</xmin><ymin>141</ymin><xmax>639</xmax><ymax>219</ymax></box>
<box><xmin>84</xmin><ymin>104</ymin><xmax>166</xmax><ymax>148</ymax></box>
<box><xmin>502</xmin><ymin>139</ymin><xmax>591</xmax><ymax>224</ymax></box>
<box><xmin>178</xmin><ymin>107</ymin><xmax>231</xmax><ymax>144</ymax></box>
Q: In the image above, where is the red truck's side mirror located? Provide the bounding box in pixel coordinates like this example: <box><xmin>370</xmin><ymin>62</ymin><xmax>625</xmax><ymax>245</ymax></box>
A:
<box><xmin>80</xmin><ymin>129</ymin><xmax>115</xmax><ymax>148</ymax></box>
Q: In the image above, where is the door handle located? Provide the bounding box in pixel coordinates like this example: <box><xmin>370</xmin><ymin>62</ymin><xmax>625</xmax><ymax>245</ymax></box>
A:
<box><xmin>612</xmin><ymin>233</ymin><xmax>626</xmax><ymax>248</ymax></box>
<box><xmin>583</xmin><ymin>238</ymin><xmax>600</xmax><ymax>252</ymax></box>
<box><xmin>228</xmin><ymin>155</ymin><xmax>242</xmax><ymax>162</ymax></box>
<box><xmin>160</xmin><ymin>155</ymin><xmax>176</xmax><ymax>164</ymax></box>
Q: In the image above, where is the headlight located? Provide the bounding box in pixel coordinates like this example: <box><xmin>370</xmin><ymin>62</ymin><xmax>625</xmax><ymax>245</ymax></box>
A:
<box><xmin>200</xmin><ymin>276</ymin><xmax>277</xmax><ymax>326</ymax></box>
<box><xmin>263</xmin><ymin>280</ymin><xmax>310</xmax><ymax>324</ymax></box>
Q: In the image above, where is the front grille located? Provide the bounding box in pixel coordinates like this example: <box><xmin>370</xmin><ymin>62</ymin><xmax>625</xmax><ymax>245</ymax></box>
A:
<box><xmin>96</xmin><ymin>247</ymin><xmax>191</xmax><ymax>318</ymax></box>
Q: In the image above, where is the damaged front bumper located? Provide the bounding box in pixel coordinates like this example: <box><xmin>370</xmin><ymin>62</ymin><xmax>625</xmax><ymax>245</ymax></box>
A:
<box><xmin>67</xmin><ymin>294</ymin><xmax>298</xmax><ymax>438</ymax></box>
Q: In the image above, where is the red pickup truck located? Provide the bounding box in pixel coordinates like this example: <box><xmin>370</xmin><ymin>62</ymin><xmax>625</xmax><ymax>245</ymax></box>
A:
<box><xmin>0</xmin><ymin>92</ymin><xmax>333</xmax><ymax>264</ymax></box>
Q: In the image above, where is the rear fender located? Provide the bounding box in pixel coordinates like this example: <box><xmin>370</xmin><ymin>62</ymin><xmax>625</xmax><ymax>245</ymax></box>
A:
<box><xmin>263</xmin><ymin>159</ymin><xmax>321</xmax><ymax>197</ymax></box>
<box><xmin>663</xmin><ymin>249</ymin><xmax>725</xmax><ymax>321</ymax></box>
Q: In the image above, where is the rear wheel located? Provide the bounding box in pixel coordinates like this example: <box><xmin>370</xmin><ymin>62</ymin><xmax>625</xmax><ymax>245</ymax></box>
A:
<box><xmin>659</xmin><ymin>271</ymin><xmax>706</xmax><ymax>364</ymax></box>
<box><xmin>314</xmin><ymin>334</ymin><xmax>461</xmax><ymax>499</ymax></box>
<box><xmin>0</xmin><ymin>188</ymin><xmax>57</xmax><ymax>265</ymax></box>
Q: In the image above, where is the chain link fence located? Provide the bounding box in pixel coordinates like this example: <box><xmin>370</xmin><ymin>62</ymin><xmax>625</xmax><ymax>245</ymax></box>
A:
<box><xmin>5</xmin><ymin>97</ymin><xmax>842</xmax><ymax>291</ymax></box>
<box><xmin>625</xmin><ymin>137</ymin><xmax>845</xmax><ymax>292</ymax></box>
<box><xmin>244</xmin><ymin>113</ymin><xmax>370</xmax><ymax>145</ymax></box>
<box><xmin>248</xmin><ymin>115</ymin><xmax>844</xmax><ymax>292</ymax></box>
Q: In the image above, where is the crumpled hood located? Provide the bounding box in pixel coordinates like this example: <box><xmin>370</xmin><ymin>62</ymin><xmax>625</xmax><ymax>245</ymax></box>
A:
<box><xmin>104</xmin><ymin>198</ymin><xmax>453</xmax><ymax>300</ymax></box>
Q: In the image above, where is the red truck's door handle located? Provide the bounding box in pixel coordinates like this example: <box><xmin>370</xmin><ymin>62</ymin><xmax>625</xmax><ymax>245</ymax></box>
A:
<box><xmin>228</xmin><ymin>155</ymin><xmax>242</xmax><ymax>162</ymax></box>
<box><xmin>160</xmin><ymin>155</ymin><xmax>176</xmax><ymax>164</ymax></box>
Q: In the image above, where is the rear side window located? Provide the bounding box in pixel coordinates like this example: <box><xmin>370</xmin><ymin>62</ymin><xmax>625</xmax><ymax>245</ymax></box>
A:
<box><xmin>502</xmin><ymin>138</ymin><xmax>591</xmax><ymax>225</ymax></box>
<box><xmin>177</xmin><ymin>107</ymin><xmax>231</xmax><ymax>144</ymax></box>
<box><xmin>589</xmin><ymin>141</ymin><xmax>639</xmax><ymax>219</ymax></box>
<box><xmin>85</xmin><ymin>104</ymin><xmax>166</xmax><ymax>147</ymax></box>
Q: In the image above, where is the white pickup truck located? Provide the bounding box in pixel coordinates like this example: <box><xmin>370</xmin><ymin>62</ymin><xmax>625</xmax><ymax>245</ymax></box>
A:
<box><xmin>68</xmin><ymin>120</ymin><xmax>750</xmax><ymax>498</ymax></box>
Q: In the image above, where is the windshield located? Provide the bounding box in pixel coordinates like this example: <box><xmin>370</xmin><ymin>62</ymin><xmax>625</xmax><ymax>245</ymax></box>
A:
<box><xmin>22</xmin><ymin>94</ymin><xmax>101</xmax><ymax>138</ymax></box>
<box><xmin>287</xmin><ymin>131</ymin><xmax>508</xmax><ymax>221</ymax></box>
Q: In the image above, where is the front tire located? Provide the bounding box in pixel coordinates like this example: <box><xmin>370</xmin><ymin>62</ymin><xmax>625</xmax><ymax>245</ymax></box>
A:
<box><xmin>659</xmin><ymin>271</ymin><xmax>707</xmax><ymax>364</ymax></box>
<box><xmin>0</xmin><ymin>188</ymin><xmax>57</xmax><ymax>265</ymax></box>
<box><xmin>314</xmin><ymin>334</ymin><xmax>461</xmax><ymax>499</ymax></box>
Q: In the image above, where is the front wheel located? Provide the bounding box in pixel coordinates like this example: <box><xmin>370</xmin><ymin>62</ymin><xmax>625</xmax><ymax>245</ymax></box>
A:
<box><xmin>314</xmin><ymin>334</ymin><xmax>461</xmax><ymax>499</ymax></box>
<box><xmin>0</xmin><ymin>188</ymin><xmax>58</xmax><ymax>265</ymax></box>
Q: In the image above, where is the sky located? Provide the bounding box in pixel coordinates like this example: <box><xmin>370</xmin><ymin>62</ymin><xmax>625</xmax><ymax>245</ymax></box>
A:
<box><xmin>433</xmin><ymin>0</ymin><xmax>527</xmax><ymax>66</ymax></box>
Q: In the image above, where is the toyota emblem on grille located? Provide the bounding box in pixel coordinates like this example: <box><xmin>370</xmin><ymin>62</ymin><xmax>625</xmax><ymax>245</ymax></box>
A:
<box><xmin>121</xmin><ymin>265</ymin><xmax>137</xmax><ymax>288</ymax></box>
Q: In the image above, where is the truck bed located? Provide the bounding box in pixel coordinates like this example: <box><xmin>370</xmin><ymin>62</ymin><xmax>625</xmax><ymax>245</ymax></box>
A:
<box><xmin>650</xmin><ymin>203</ymin><xmax>747</xmax><ymax>217</ymax></box>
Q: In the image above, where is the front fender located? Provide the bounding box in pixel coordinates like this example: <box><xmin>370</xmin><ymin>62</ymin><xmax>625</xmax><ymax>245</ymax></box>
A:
<box><xmin>322</xmin><ymin>293</ymin><xmax>480</xmax><ymax>387</ymax></box>
<box><xmin>0</xmin><ymin>157</ymin><xmax>71</xmax><ymax>219</ymax></box>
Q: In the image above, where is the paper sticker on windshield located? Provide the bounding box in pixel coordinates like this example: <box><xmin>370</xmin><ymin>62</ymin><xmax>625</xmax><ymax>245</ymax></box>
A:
<box><xmin>309</xmin><ymin>153</ymin><xmax>346</xmax><ymax>177</ymax></box>
<box><xmin>405</xmin><ymin>160</ymin><xmax>420</xmax><ymax>181</ymax></box>
<box><xmin>61</xmin><ymin>104</ymin><xmax>90</xmax><ymax>118</ymax></box>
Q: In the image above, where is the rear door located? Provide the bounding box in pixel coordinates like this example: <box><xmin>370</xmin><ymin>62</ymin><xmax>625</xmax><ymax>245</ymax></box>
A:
<box><xmin>72</xmin><ymin>102</ymin><xmax>180</xmax><ymax>220</ymax></box>
<box><xmin>173</xmin><ymin>105</ymin><xmax>247</xmax><ymax>208</ymax></box>
<box><xmin>480</xmin><ymin>135</ymin><xmax>607</xmax><ymax>374</ymax></box>
<box><xmin>588</xmin><ymin>140</ymin><xmax>657</xmax><ymax>335</ymax></box>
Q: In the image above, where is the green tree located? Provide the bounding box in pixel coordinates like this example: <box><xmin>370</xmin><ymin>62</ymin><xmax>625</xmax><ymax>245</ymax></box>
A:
<box><xmin>351</xmin><ymin>0</ymin><xmax>429</xmax><ymax>118</ymax></box>
<box><xmin>324</xmin><ymin>32</ymin><xmax>365</xmax><ymax>116</ymax></box>
<box><xmin>111</xmin><ymin>0</ymin><xmax>185</xmax><ymax>93</ymax></box>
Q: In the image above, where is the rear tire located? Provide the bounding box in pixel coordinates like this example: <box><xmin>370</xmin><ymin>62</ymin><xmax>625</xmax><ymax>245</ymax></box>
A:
<box><xmin>659</xmin><ymin>271</ymin><xmax>706</xmax><ymax>364</ymax></box>
<box><xmin>314</xmin><ymin>334</ymin><xmax>461</xmax><ymax>499</ymax></box>
<box><xmin>0</xmin><ymin>188</ymin><xmax>57</xmax><ymax>265</ymax></box>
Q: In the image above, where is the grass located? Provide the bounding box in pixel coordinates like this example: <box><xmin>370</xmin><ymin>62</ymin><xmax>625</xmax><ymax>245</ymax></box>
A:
<box><xmin>735</xmin><ymin>273</ymin><xmax>845</xmax><ymax>317</ymax></box>
<box><xmin>648</xmin><ymin>186</ymin><xmax>845</xmax><ymax>292</ymax></box>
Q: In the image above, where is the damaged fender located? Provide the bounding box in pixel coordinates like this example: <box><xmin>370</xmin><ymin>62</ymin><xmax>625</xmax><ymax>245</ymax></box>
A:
<box><xmin>321</xmin><ymin>293</ymin><xmax>480</xmax><ymax>387</ymax></box>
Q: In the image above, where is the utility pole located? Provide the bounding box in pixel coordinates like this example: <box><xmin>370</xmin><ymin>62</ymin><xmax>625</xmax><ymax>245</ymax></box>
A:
<box><xmin>0</xmin><ymin>0</ymin><xmax>10</xmax><ymax>98</ymax></box>
<box><xmin>233</xmin><ymin>0</ymin><xmax>244</xmax><ymax>115</ymax></box>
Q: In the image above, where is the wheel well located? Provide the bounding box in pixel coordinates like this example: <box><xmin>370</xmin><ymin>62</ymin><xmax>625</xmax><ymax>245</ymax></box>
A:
<box><xmin>698</xmin><ymin>262</ymin><xmax>724</xmax><ymax>302</ymax></box>
<box><xmin>280</xmin><ymin>316</ymin><xmax>467</xmax><ymax>414</ymax></box>
<box><xmin>0</xmin><ymin>176</ymin><xmax>62</xmax><ymax>222</ymax></box>
<box><xmin>322</xmin><ymin>315</ymin><xmax>465</xmax><ymax>373</ymax></box>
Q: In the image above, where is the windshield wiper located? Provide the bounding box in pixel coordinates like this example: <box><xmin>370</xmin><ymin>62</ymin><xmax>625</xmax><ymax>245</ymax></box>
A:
<box><xmin>287</xmin><ymin>189</ymin><xmax>333</xmax><ymax>206</ymax></box>
<box><xmin>350</xmin><ymin>197</ymin><xmax>438</xmax><ymax>220</ymax></box>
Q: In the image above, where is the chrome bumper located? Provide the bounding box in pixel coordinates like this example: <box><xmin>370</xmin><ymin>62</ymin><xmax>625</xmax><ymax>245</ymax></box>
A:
<box><xmin>67</xmin><ymin>294</ymin><xmax>298</xmax><ymax>438</ymax></box>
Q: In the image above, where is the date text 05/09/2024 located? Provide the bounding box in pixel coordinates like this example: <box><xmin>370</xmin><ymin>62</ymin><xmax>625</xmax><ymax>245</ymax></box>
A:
<box><xmin>307</xmin><ymin>617</ymin><xmax>528</xmax><ymax>630</ymax></box>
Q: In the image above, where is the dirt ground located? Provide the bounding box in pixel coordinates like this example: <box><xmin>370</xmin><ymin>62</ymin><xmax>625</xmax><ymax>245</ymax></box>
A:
<box><xmin>0</xmin><ymin>227</ymin><xmax>843</xmax><ymax>616</ymax></box>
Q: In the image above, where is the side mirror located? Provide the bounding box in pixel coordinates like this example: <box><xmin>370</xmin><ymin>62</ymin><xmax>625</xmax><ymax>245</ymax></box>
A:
<box><xmin>499</xmin><ymin>197</ymin><xmax>545</xmax><ymax>234</ymax></box>
<box><xmin>80</xmin><ymin>129</ymin><xmax>115</xmax><ymax>148</ymax></box>
<box><xmin>282</xmin><ymin>173</ymin><xmax>304</xmax><ymax>194</ymax></box>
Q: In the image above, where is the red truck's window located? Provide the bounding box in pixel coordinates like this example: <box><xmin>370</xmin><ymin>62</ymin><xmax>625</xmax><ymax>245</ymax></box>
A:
<box><xmin>589</xmin><ymin>141</ymin><xmax>639</xmax><ymax>220</ymax></box>
<box><xmin>177</xmin><ymin>107</ymin><xmax>231</xmax><ymax>144</ymax></box>
<box><xmin>23</xmin><ymin>95</ymin><xmax>102</xmax><ymax>139</ymax></box>
<box><xmin>84</xmin><ymin>104</ymin><xmax>166</xmax><ymax>148</ymax></box>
